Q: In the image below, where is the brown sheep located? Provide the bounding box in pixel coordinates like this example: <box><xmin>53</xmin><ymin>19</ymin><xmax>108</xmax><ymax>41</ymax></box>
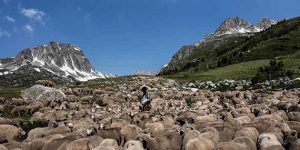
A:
<box><xmin>124</xmin><ymin>140</ymin><xmax>144</xmax><ymax>150</ymax></box>
<box><xmin>0</xmin><ymin>125</ymin><xmax>25</xmax><ymax>141</ymax></box>
<box><xmin>64</xmin><ymin>88</ymin><xmax>73</xmax><ymax>95</ymax></box>
<box><xmin>175</xmin><ymin>111</ymin><xmax>198</xmax><ymax>125</ymax></box>
<box><xmin>36</xmin><ymin>80</ymin><xmax>56</xmax><ymax>87</ymax></box>
<box><xmin>137</xmin><ymin>130</ymin><xmax>182</xmax><ymax>150</ymax></box>
<box><xmin>220</xmin><ymin>112</ymin><xmax>251</xmax><ymax>127</ymax></box>
<box><xmin>234</xmin><ymin>127</ymin><xmax>259</xmax><ymax>143</ymax></box>
<box><xmin>0</xmin><ymin>145</ymin><xmax>8</xmax><ymax>150</ymax></box>
<box><xmin>92</xmin><ymin>139</ymin><xmax>119</xmax><ymax>150</ymax></box>
<box><xmin>288</xmin><ymin>112</ymin><xmax>300</xmax><ymax>121</ymax></box>
<box><xmin>287</xmin><ymin>121</ymin><xmax>300</xmax><ymax>138</ymax></box>
<box><xmin>45</xmin><ymin>126</ymin><xmax>72</xmax><ymax>137</ymax></box>
<box><xmin>284</xmin><ymin>130</ymin><xmax>300</xmax><ymax>150</ymax></box>
<box><xmin>0</xmin><ymin>117</ymin><xmax>14</xmax><ymax>125</ymax></box>
<box><xmin>216</xmin><ymin>136</ymin><xmax>256</xmax><ymax>150</ymax></box>
<box><xmin>182</xmin><ymin>129</ymin><xmax>201</xmax><ymax>147</ymax></box>
<box><xmin>41</xmin><ymin>134</ymin><xmax>83</xmax><ymax>150</ymax></box>
<box><xmin>3</xmin><ymin>141</ymin><xmax>29</xmax><ymax>150</ymax></box>
<box><xmin>10</xmin><ymin>98</ymin><xmax>26</xmax><ymax>106</ymax></box>
<box><xmin>144</xmin><ymin>122</ymin><xmax>165</xmax><ymax>136</ymax></box>
<box><xmin>184</xmin><ymin>127</ymin><xmax>220</xmax><ymax>150</ymax></box>
<box><xmin>25</xmin><ymin>127</ymin><xmax>47</xmax><ymax>142</ymax></box>
<box><xmin>64</xmin><ymin>135</ymin><xmax>103</xmax><ymax>150</ymax></box>
<box><xmin>72</xmin><ymin>88</ymin><xmax>83</xmax><ymax>96</ymax></box>
<box><xmin>194</xmin><ymin>114</ymin><xmax>218</xmax><ymax>126</ymax></box>
<box><xmin>110</xmin><ymin>119</ymin><xmax>130</xmax><ymax>129</ymax></box>
<box><xmin>96</xmin><ymin>128</ymin><xmax>121</xmax><ymax>145</ymax></box>
<box><xmin>79</xmin><ymin>96</ymin><xmax>94</xmax><ymax>104</ymax></box>
<box><xmin>120</xmin><ymin>125</ymin><xmax>143</xmax><ymax>146</ymax></box>
<box><xmin>28</xmin><ymin>134</ymin><xmax>64</xmax><ymax>150</ymax></box>
<box><xmin>258</xmin><ymin>133</ymin><xmax>284</xmax><ymax>150</ymax></box>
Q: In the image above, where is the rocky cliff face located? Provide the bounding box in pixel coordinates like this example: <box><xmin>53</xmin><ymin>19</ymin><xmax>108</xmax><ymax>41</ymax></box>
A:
<box><xmin>162</xmin><ymin>17</ymin><xmax>277</xmax><ymax>73</ymax></box>
<box><xmin>0</xmin><ymin>42</ymin><xmax>108</xmax><ymax>87</ymax></box>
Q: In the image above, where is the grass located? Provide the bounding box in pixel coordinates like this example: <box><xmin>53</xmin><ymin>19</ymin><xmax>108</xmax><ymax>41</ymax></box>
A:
<box><xmin>0</xmin><ymin>88</ymin><xmax>23</xmax><ymax>99</ymax></box>
<box><xmin>164</xmin><ymin>58</ymin><xmax>300</xmax><ymax>82</ymax></box>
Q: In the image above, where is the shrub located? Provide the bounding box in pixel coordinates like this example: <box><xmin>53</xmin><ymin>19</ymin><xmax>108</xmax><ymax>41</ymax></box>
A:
<box><xmin>252</xmin><ymin>59</ymin><xmax>294</xmax><ymax>83</ymax></box>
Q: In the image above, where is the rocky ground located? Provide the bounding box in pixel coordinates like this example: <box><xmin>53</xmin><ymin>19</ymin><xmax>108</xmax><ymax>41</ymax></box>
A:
<box><xmin>0</xmin><ymin>76</ymin><xmax>300</xmax><ymax>150</ymax></box>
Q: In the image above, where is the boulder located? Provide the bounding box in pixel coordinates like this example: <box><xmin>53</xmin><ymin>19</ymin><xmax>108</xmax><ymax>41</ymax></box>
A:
<box><xmin>21</xmin><ymin>85</ymin><xmax>66</xmax><ymax>101</ymax></box>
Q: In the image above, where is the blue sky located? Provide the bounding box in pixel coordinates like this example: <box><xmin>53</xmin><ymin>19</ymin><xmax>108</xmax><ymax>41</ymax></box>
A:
<box><xmin>0</xmin><ymin>0</ymin><xmax>299</xmax><ymax>75</ymax></box>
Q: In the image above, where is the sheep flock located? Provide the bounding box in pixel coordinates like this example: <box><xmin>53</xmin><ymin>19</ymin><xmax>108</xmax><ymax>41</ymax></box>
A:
<box><xmin>0</xmin><ymin>76</ymin><xmax>300</xmax><ymax>150</ymax></box>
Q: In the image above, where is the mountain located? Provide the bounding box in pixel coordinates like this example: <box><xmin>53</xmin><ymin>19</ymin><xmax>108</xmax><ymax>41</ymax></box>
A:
<box><xmin>0</xmin><ymin>42</ymin><xmax>107</xmax><ymax>87</ymax></box>
<box><xmin>160</xmin><ymin>17</ymin><xmax>278</xmax><ymax>75</ymax></box>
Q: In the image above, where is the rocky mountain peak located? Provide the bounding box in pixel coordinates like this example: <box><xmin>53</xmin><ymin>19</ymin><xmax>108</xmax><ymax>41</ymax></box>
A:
<box><xmin>0</xmin><ymin>41</ymin><xmax>108</xmax><ymax>83</ymax></box>
<box><xmin>256</xmin><ymin>17</ymin><xmax>278</xmax><ymax>30</ymax></box>
<box><xmin>217</xmin><ymin>17</ymin><xmax>252</xmax><ymax>31</ymax></box>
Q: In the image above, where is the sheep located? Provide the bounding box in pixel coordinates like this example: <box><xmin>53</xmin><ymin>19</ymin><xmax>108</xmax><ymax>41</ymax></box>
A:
<box><xmin>0</xmin><ymin>145</ymin><xmax>8</xmax><ymax>150</ymax></box>
<box><xmin>216</xmin><ymin>136</ymin><xmax>256</xmax><ymax>150</ymax></box>
<box><xmin>3</xmin><ymin>141</ymin><xmax>29</xmax><ymax>150</ymax></box>
<box><xmin>72</xmin><ymin>88</ymin><xmax>83</xmax><ymax>96</ymax></box>
<box><xmin>194</xmin><ymin>114</ymin><xmax>218</xmax><ymax>126</ymax></box>
<box><xmin>124</xmin><ymin>140</ymin><xmax>144</xmax><ymax>150</ymax></box>
<box><xmin>144</xmin><ymin>122</ymin><xmax>165</xmax><ymax>136</ymax></box>
<box><xmin>79</xmin><ymin>96</ymin><xmax>94</xmax><ymax>104</ymax></box>
<box><xmin>182</xmin><ymin>129</ymin><xmax>201</xmax><ymax>147</ymax></box>
<box><xmin>36</xmin><ymin>80</ymin><xmax>56</xmax><ymax>87</ymax></box>
<box><xmin>25</xmin><ymin>127</ymin><xmax>47</xmax><ymax>142</ymax></box>
<box><xmin>0</xmin><ymin>125</ymin><xmax>26</xmax><ymax>141</ymax></box>
<box><xmin>45</xmin><ymin>126</ymin><xmax>72</xmax><ymax>137</ymax></box>
<box><xmin>92</xmin><ymin>139</ymin><xmax>119</xmax><ymax>150</ymax></box>
<box><xmin>10</xmin><ymin>98</ymin><xmax>26</xmax><ymax>106</ymax></box>
<box><xmin>120</xmin><ymin>125</ymin><xmax>143</xmax><ymax>146</ymax></box>
<box><xmin>219</xmin><ymin>112</ymin><xmax>251</xmax><ymax>128</ymax></box>
<box><xmin>41</xmin><ymin>134</ymin><xmax>83</xmax><ymax>150</ymax></box>
<box><xmin>184</xmin><ymin>127</ymin><xmax>220</xmax><ymax>150</ymax></box>
<box><xmin>137</xmin><ymin>130</ymin><xmax>182</xmax><ymax>150</ymax></box>
<box><xmin>64</xmin><ymin>135</ymin><xmax>103</xmax><ymax>150</ymax></box>
<box><xmin>96</xmin><ymin>128</ymin><xmax>121</xmax><ymax>145</ymax></box>
<box><xmin>253</xmin><ymin>113</ymin><xmax>285</xmax><ymax>122</ymax></box>
<box><xmin>110</xmin><ymin>119</ymin><xmax>130</xmax><ymax>129</ymax></box>
<box><xmin>175</xmin><ymin>111</ymin><xmax>198</xmax><ymax>126</ymax></box>
<box><xmin>287</xmin><ymin>121</ymin><xmax>300</xmax><ymax>138</ymax></box>
<box><xmin>284</xmin><ymin>130</ymin><xmax>300</xmax><ymax>150</ymax></box>
<box><xmin>287</xmin><ymin>112</ymin><xmax>300</xmax><ymax>121</ymax></box>
<box><xmin>0</xmin><ymin>117</ymin><xmax>14</xmax><ymax>125</ymax></box>
<box><xmin>234</xmin><ymin>127</ymin><xmax>259</xmax><ymax>143</ymax></box>
<box><xmin>28</xmin><ymin>134</ymin><xmax>64</xmax><ymax>150</ymax></box>
<box><xmin>258</xmin><ymin>133</ymin><xmax>284</xmax><ymax>150</ymax></box>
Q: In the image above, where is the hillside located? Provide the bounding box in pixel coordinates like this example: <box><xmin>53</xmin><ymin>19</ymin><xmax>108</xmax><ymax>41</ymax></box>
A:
<box><xmin>160</xmin><ymin>17</ymin><xmax>300</xmax><ymax>81</ymax></box>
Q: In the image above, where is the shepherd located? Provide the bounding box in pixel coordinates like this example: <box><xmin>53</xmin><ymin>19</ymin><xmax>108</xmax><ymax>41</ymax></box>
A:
<box><xmin>138</xmin><ymin>86</ymin><xmax>151</xmax><ymax>111</ymax></box>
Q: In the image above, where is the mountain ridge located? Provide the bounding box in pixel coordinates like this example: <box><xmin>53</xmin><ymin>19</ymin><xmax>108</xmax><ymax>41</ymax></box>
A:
<box><xmin>161</xmin><ymin>17</ymin><xmax>278</xmax><ymax>75</ymax></box>
<box><xmin>0</xmin><ymin>42</ymin><xmax>109</xmax><ymax>87</ymax></box>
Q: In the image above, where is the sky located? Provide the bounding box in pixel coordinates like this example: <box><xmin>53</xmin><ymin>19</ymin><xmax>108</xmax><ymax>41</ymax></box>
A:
<box><xmin>0</xmin><ymin>0</ymin><xmax>300</xmax><ymax>75</ymax></box>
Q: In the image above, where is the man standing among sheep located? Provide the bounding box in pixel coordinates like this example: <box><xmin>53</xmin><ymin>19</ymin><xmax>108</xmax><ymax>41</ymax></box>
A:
<box><xmin>138</xmin><ymin>86</ymin><xmax>151</xmax><ymax>111</ymax></box>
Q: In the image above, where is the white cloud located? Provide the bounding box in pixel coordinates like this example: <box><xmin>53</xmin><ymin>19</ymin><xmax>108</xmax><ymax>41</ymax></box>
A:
<box><xmin>20</xmin><ymin>8</ymin><xmax>45</xmax><ymax>23</ymax></box>
<box><xmin>0</xmin><ymin>29</ymin><xmax>11</xmax><ymax>38</ymax></box>
<box><xmin>4</xmin><ymin>16</ymin><xmax>16</xmax><ymax>22</ymax></box>
<box><xmin>23</xmin><ymin>24</ymin><xmax>34</xmax><ymax>32</ymax></box>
